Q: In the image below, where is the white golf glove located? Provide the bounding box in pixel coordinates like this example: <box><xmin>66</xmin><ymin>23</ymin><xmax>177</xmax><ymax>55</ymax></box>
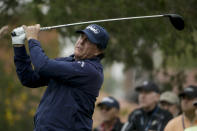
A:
<box><xmin>11</xmin><ymin>27</ymin><xmax>26</xmax><ymax>45</ymax></box>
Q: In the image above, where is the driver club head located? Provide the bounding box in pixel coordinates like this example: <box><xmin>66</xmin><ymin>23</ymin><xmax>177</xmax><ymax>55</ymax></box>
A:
<box><xmin>164</xmin><ymin>14</ymin><xmax>185</xmax><ymax>30</ymax></box>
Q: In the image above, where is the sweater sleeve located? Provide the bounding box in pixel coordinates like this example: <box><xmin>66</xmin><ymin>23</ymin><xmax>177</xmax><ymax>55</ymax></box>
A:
<box><xmin>28</xmin><ymin>39</ymin><xmax>97</xmax><ymax>85</ymax></box>
<box><xmin>14</xmin><ymin>46</ymin><xmax>49</xmax><ymax>88</ymax></box>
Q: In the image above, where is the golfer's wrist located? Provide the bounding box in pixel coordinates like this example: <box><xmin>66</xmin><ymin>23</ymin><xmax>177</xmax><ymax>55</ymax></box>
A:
<box><xmin>27</xmin><ymin>37</ymin><xmax>38</xmax><ymax>41</ymax></box>
<box><xmin>13</xmin><ymin>44</ymin><xmax>24</xmax><ymax>47</ymax></box>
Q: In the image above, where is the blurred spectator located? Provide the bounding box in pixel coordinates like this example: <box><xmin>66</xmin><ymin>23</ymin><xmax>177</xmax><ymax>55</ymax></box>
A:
<box><xmin>0</xmin><ymin>25</ymin><xmax>9</xmax><ymax>38</ymax></box>
<box><xmin>94</xmin><ymin>96</ymin><xmax>124</xmax><ymax>131</ymax></box>
<box><xmin>164</xmin><ymin>85</ymin><xmax>197</xmax><ymax>131</ymax></box>
<box><xmin>183</xmin><ymin>101</ymin><xmax>197</xmax><ymax>131</ymax></box>
<box><xmin>121</xmin><ymin>81</ymin><xmax>173</xmax><ymax>131</ymax></box>
<box><xmin>194</xmin><ymin>101</ymin><xmax>197</xmax><ymax>116</ymax></box>
<box><xmin>159</xmin><ymin>91</ymin><xmax>181</xmax><ymax>117</ymax></box>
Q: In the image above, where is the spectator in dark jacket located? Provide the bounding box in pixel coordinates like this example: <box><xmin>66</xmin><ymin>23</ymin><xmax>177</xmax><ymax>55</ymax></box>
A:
<box><xmin>121</xmin><ymin>81</ymin><xmax>173</xmax><ymax>131</ymax></box>
<box><xmin>11</xmin><ymin>24</ymin><xmax>109</xmax><ymax>131</ymax></box>
<box><xmin>94</xmin><ymin>96</ymin><xmax>124</xmax><ymax>131</ymax></box>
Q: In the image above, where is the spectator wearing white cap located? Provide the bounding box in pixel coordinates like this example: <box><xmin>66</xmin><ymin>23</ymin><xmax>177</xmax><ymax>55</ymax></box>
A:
<box><xmin>159</xmin><ymin>91</ymin><xmax>181</xmax><ymax>117</ymax></box>
<box><xmin>94</xmin><ymin>96</ymin><xmax>124</xmax><ymax>131</ymax></box>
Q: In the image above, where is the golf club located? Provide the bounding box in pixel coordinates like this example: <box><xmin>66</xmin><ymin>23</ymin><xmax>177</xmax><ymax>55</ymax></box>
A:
<box><xmin>11</xmin><ymin>14</ymin><xmax>184</xmax><ymax>36</ymax></box>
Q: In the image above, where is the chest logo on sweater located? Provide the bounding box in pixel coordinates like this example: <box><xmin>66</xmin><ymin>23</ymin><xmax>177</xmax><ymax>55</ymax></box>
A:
<box><xmin>77</xmin><ymin>61</ymin><xmax>85</xmax><ymax>68</ymax></box>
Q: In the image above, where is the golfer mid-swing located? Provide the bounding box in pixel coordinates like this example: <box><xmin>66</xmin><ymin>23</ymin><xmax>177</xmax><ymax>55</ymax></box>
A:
<box><xmin>11</xmin><ymin>24</ymin><xmax>109</xmax><ymax>131</ymax></box>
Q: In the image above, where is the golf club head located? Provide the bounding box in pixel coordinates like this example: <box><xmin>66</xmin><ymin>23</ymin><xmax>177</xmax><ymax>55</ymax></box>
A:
<box><xmin>164</xmin><ymin>14</ymin><xmax>184</xmax><ymax>30</ymax></box>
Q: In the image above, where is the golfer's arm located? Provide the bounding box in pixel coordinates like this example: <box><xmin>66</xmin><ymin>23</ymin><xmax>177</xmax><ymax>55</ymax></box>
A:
<box><xmin>28</xmin><ymin>39</ymin><xmax>88</xmax><ymax>82</ymax></box>
<box><xmin>14</xmin><ymin>46</ymin><xmax>48</xmax><ymax>88</ymax></box>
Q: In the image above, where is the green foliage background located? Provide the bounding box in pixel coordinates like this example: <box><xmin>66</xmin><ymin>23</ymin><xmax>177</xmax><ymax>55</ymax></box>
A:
<box><xmin>0</xmin><ymin>0</ymin><xmax>197</xmax><ymax>130</ymax></box>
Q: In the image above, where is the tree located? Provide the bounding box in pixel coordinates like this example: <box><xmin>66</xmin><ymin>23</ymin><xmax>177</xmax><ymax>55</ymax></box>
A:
<box><xmin>0</xmin><ymin>0</ymin><xmax>197</xmax><ymax>130</ymax></box>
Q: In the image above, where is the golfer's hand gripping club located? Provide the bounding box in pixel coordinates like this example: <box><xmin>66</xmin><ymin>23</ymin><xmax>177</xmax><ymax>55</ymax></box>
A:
<box><xmin>11</xmin><ymin>27</ymin><xmax>26</xmax><ymax>45</ymax></box>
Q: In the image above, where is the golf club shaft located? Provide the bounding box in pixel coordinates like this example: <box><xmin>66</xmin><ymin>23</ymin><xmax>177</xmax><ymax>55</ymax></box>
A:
<box><xmin>11</xmin><ymin>13</ymin><xmax>183</xmax><ymax>36</ymax></box>
<box><xmin>40</xmin><ymin>14</ymin><xmax>165</xmax><ymax>31</ymax></box>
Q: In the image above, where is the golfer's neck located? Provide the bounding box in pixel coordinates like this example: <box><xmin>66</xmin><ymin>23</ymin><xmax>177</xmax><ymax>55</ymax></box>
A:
<box><xmin>74</xmin><ymin>55</ymin><xmax>95</xmax><ymax>61</ymax></box>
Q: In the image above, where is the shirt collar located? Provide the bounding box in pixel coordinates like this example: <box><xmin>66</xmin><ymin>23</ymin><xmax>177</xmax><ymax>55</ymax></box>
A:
<box><xmin>70</xmin><ymin>54</ymin><xmax>101</xmax><ymax>62</ymax></box>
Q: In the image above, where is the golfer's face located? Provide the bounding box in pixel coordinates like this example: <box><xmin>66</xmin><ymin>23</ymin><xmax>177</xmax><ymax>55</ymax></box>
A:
<box><xmin>74</xmin><ymin>34</ymin><xmax>100</xmax><ymax>60</ymax></box>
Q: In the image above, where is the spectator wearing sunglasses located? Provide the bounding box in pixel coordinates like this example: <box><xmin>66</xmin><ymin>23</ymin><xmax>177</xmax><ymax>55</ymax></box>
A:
<box><xmin>94</xmin><ymin>96</ymin><xmax>123</xmax><ymax>131</ymax></box>
<box><xmin>165</xmin><ymin>85</ymin><xmax>197</xmax><ymax>131</ymax></box>
<box><xmin>159</xmin><ymin>91</ymin><xmax>181</xmax><ymax>117</ymax></box>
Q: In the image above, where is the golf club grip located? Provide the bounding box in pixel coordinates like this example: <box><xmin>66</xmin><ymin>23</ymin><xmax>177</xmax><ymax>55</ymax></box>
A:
<box><xmin>11</xmin><ymin>29</ymin><xmax>24</xmax><ymax>36</ymax></box>
<box><xmin>10</xmin><ymin>26</ymin><xmax>50</xmax><ymax>36</ymax></box>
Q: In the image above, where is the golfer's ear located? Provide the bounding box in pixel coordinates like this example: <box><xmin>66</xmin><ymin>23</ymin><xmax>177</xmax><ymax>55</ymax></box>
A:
<box><xmin>94</xmin><ymin>48</ymin><xmax>103</xmax><ymax>56</ymax></box>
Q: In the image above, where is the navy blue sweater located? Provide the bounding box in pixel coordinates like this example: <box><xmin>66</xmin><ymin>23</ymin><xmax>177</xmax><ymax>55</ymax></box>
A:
<box><xmin>14</xmin><ymin>39</ymin><xmax>104</xmax><ymax>131</ymax></box>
